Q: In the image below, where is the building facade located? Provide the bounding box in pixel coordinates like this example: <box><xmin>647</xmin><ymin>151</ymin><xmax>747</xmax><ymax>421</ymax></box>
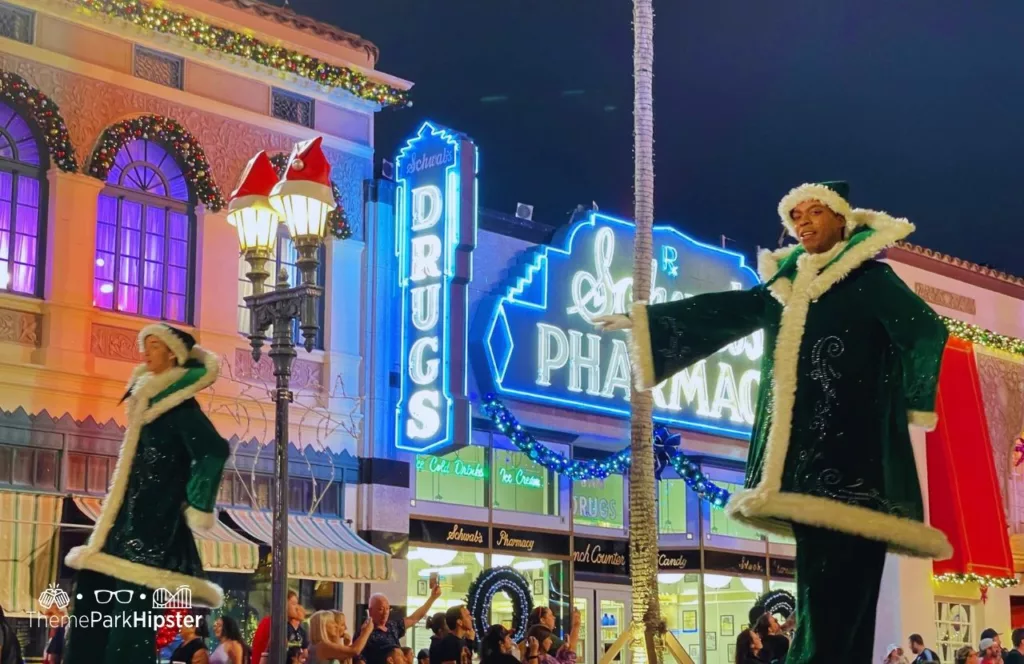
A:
<box><xmin>0</xmin><ymin>0</ymin><xmax>407</xmax><ymax>657</ymax></box>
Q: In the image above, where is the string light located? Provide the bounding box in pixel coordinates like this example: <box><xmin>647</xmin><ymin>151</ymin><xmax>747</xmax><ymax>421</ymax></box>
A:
<box><xmin>269</xmin><ymin>153</ymin><xmax>351</xmax><ymax>240</ymax></box>
<box><xmin>944</xmin><ymin>317</ymin><xmax>1024</xmax><ymax>357</ymax></box>
<box><xmin>0</xmin><ymin>72</ymin><xmax>77</xmax><ymax>172</ymax></box>
<box><xmin>465</xmin><ymin>566</ymin><xmax>534</xmax><ymax>642</ymax></box>
<box><xmin>933</xmin><ymin>572</ymin><xmax>1019</xmax><ymax>588</ymax></box>
<box><xmin>480</xmin><ymin>395</ymin><xmax>732</xmax><ymax>507</ymax></box>
<box><xmin>88</xmin><ymin>115</ymin><xmax>225</xmax><ymax>211</ymax></box>
<box><xmin>70</xmin><ymin>0</ymin><xmax>411</xmax><ymax>109</ymax></box>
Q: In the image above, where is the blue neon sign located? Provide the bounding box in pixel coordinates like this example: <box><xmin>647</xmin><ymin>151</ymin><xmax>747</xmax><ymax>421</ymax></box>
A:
<box><xmin>473</xmin><ymin>213</ymin><xmax>762</xmax><ymax>439</ymax></box>
<box><xmin>394</xmin><ymin>121</ymin><xmax>477</xmax><ymax>453</ymax></box>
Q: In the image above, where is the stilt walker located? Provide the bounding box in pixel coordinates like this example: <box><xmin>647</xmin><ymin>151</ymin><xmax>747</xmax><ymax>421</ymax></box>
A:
<box><xmin>596</xmin><ymin>182</ymin><xmax>951</xmax><ymax>664</ymax></box>
<box><xmin>63</xmin><ymin>325</ymin><xmax>229</xmax><ymax>664</ymax></box>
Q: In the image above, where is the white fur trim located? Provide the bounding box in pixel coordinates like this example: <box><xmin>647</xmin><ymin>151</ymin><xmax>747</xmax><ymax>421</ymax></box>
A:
<box><xmin>65</xmin><ymin>348</ymin><xmax>223</xmax><ymax>600</ymax></box>
<box><xmin>138</xmin><ymin>324</ymin><xmax>191</xmax><ymax>365</ymax></box>
<box><xmin>628</xmin><ymin>301</ymin><xmax>657</xmax><ymax>391</ymax></box>
<box><xmin>909</xmin><ymin>410</ymin><xmax>938</xmax><ymax>432</ymax></box>
<box><xmin>64</xmin><ymin>548</ymin><xmax>224</xmax><ymax>608</ymax></box>
<box><xmin>185</xmin><ymin>506</ymin><xmax>215</xmax><ymax>532</ymax></box>
<box><xmin>730</xmin><ymin>209</ymin><xmax>950</xmax><ymax>559</ymax></box>
<box><xmin>778</xmin><ymin>183</ymin><xmax>854</xmax><ymax>238</ymax></box>
<box><xmin>269</xmin><ymin>179</ymin><xmax>336</xmax><ymax>208</ymax></box>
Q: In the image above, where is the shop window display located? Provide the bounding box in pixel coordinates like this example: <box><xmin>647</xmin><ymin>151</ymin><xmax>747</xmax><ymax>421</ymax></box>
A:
<box><xmin>414</xmin><ymin>444</ymin><xmax>487</xmax><ymax>507</ymax></box>
<box><xmin>657</xmin><ymin>479</ymin><xmax>689</xmax><ymax>534</ymax></box>
<box><xmin>406</xmin><ymin>547</ymin><xmax>485</xmax><ymax>654</ymax></box>
<box><xmin>709</xmin><ymin>483</ymin><xmax>763</xmax><ymax>540</ymax></box>
<box><xmin>492</xmin><ymin>440</ymin><xmax>559</xmax><ymax>516</ymax></box>
<box><xmin>490</xmin><ymin>556</ymin><xmax>567</xmax><ymax>636</ymax></box>
<box><xmin>658</xmin><ymin>573</ymin><xmax>701</xmax><ymax>656</ymax></box>
<box><xmin>703</xmin><ymin>576</ymin><xmax>763</xmax><ymax>664</ymax></box>
<box><xmin>573</xmin><ymin>476</ymin><xmax>624</xmax><ymax>528</ymax></box>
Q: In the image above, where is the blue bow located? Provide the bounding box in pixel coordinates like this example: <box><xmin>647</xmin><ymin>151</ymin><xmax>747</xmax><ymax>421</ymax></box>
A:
<box><xmin>653</xmin><ymin>425</ymin><xmax>681</xmax><ymax>480</ymax></box>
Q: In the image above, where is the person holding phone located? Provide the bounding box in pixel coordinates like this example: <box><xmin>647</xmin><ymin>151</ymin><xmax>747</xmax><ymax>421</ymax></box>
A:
<box><xmin>171</xmin><ymin>615</ymin><xmax>210</xmax><ymax>664</ymax></box>
<box><xmin>525</xmin><ymin>609</ymin><xmax>581</xmax><ymax>664</ymax></box>
<box><xmin>364</xmin><ymin>582</ymin><xmax>443</xmax><ymax>664</ymax></box>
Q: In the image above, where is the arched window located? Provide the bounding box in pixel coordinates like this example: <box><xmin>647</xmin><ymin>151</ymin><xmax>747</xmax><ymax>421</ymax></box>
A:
<box><xmin>0</xmin><ymin>101</ymin><xmax>46</xmax><ymax>297</ymax></box>
<box><xmin>93</xmin><ymin>139</ymin><xmax>194</xmax><ymax>323</ymax></box>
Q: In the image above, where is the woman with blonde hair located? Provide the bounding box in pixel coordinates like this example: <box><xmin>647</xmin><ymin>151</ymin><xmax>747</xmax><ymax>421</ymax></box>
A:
<box><xmin>308</xmin><ymin>610</ymin><xmax>373</xmax><ymax>664</ymax></box>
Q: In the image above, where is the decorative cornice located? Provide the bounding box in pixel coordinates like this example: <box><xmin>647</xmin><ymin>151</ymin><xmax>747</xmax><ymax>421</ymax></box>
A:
<box><xmin>890</xmin><ymin>242</ymin><xmax>1024</xmax><ymax>290</ymax></box>
<box><xmin>204</xmin><ymin>0</ymin><xmax>381</xmax><ymax>64</ymax></box>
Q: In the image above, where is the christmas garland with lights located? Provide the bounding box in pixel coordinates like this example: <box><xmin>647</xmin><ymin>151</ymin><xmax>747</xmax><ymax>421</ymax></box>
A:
<box><xmin>69</xmin><ymin>0</ymin><xmax>410</xmax><ymax>108</ymax></box>
<box><xmin>87</xmin><ymin>114</ymin><xmax>225</xmax><ymax>211</ymax></box>
<box><xmin>269</xmin><ymin>153</ymin><xmax>351</xmax><ymax>240</ymax></box>
<box><xmin>944</xmin><ymin>316</ymin><xmax>1024</xmax><ymax>357</ymax></box>
<box><xmin>480</xmin><ymin>395</ymin><xmax>732</xmax><ymax>508</ymax></box>
<box><xmin>0</xmin><ymin>71</ymin><xmax>77</xmax><ymax>172</ymax></box>
<box><xmin>465</xmin><ymin>566</ymin><xmax>534</xmax><ymax>642</ymax></box>
<box><xmin>933</xmin><ymin>572</ymin><xmax>1019</xmax><ymax>588</ymax></box>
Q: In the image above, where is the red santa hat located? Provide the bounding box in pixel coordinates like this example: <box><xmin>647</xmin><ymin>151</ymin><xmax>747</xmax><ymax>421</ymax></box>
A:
<box><xmin>269</xmin><ymin>136</ymin><xmax>336</xmax><ymax>209</ymax></box>
<box><xmin>228</xmin><ymin>151</ymin><xmax>279</xmax><ymax>220</ymax></box>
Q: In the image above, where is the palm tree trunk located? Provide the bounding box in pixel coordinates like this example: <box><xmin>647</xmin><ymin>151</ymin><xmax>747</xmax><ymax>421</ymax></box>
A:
<box><xmin>629</xmin><ymin>0</ymin><xmax>660</xmax><ymax>663</ymax></box>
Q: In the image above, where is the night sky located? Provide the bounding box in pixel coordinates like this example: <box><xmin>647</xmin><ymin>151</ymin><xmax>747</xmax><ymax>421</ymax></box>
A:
<box><xmin>294</xmin><ymin>0</ymin><xmax>1024</xmax><ymax>273</ymax></box>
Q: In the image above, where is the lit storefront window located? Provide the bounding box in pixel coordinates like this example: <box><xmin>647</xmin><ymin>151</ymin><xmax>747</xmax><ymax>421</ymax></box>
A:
<box><xmin>709</xmin><ymin>483</ymin><xmax>763</xmax><ymax>540</ymax></box>
<box><xmin>573</xmin><ymin>476</ymin><xmax>624</xmax><ymax>529</ymax></box>
<box><xmin>491</xmin><ymin>555</ymin><xmax>567</xmax><ymax>631</ymax></box>
<box><xmin>659</xmin><ymin>573</ymin><xmax>701</xmax><ymax>655</ymax></box>
<box><xmin>658</xmin><ymin>479</ymin><xmax>689</xmax><ymax>534</ymax></box>
<box><xmin>492</xmin><ymin>440</ymin><xmax>558</xmax><ymax>515</ymax></box>
<box><xmin>406</xmin><ymin>547</ymin><xmax>485</xmax><ymax>653</ymax></box>
<box><xmin>704</xmin><ymin>575</ymin><xmax>763</xmax><ymax>664</ymax></box>
<box><xmin>414</xmin><ymin>445</ymin><xmax>487</xmax><ymax>507</ymax></box>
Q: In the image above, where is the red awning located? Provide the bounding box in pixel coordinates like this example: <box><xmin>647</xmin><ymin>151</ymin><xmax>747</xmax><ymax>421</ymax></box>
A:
<box><xmin>927</xmin><ymin>336</ymin><xmax>1014</xmax><ymax>582</ymax></box>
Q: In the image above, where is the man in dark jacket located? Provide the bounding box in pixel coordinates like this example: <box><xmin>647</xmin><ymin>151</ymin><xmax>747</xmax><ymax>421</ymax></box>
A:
<box><xmin>0</xmin><ymin>606</ymin><xmax>24</xmax><ymax>664</ymax></box>
<box><xmin>909</xmin><ymin>633</ymin><xmax>940</xmax><ymax>663</ymax></box>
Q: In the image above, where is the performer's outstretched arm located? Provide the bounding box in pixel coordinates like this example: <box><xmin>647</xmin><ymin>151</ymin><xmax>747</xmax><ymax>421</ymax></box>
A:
<box><xmin>178</xmin><ymin>404</ymin><xmax>231</xmax><ymax>531</ymax></box>
<box><xmin>597</xmin><ymin>287</ymin><xmax>769</xmax><ymax>390</ymax></box>
<box><xmin>870</xmin><ymin>264</ymin><xmax>949</xmax><ymax>431</ymax></box>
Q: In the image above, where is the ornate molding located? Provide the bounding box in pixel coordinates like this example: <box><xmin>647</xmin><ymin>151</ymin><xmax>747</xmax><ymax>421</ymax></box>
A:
<box><xmin>915</xmin><ymin>283</ymin><xmax>977</xmax><ymax>315</ymax></box>
<box><xmin>232</xmin><ymin>348</ymin><xmax>323</xmax><ymax>391</ymax></box>
<box><xmin>90</xmin><ymin>323</ymin><xmax>143</xmax><ymax>363</ymax></box>
<box><xmin>0</xmin><ymin>307</ymin><xmax>41</xmax><ymax>347</ymax></box>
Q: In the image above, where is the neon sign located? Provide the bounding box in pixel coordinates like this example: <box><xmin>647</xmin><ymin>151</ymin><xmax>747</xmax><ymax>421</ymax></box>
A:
<box><xmin>474</xmin><ymin>213</ymin><xmax>762</xmax><ymax>439</ymax></box>
<box><xmin>395</xmin><ymin>122</ymin><xmax>478</xmax><ymax>453</ymax></box>
<box><xmin>415</xmin><ymin>456</ymin><xmax>485</xmax><ymax>479</ymax></box>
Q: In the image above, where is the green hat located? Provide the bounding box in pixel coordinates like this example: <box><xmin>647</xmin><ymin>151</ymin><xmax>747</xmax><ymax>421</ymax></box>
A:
<box><xmin>778</xmin><ymin>181</ymin><xmax>857</xmax><ymax>238</ymax></box>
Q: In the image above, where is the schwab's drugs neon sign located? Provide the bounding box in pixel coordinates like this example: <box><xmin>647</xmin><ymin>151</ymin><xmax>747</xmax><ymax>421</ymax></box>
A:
<box><xmin>394</xmin><ymin>121</ymin><xmax>477</xmax><ymax>453</ymax></box>
<box><xmin>474</xmin><ymin>213</ymin><xmax>762</xmax><ymax>439</ymax></box>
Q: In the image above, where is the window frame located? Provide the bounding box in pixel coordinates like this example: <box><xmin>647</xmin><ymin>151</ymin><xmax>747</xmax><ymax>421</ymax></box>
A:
<box><xmin>0</xmin><ymin>102</ymin><xmax>49</xmax><ymax>298</ymax></box>
<box><xmin>94</xmin><ymin>139</ymin><xmax>197</xmax><ymax>324</ymax></box>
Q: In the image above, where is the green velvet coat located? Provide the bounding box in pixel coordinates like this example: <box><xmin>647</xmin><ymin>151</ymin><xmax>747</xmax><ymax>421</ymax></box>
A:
<box><xmin>66</xmin><ymin>348</ymin><xmax>230</xmax><ymax>607</ymax></box>
<box><xmin>630</xmin><ymin>211</ymin><xmax>952</xmax><ymax>558</ymax></box>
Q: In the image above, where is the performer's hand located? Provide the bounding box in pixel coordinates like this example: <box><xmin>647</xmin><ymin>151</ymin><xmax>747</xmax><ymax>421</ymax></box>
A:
<box><xmin>593</xmin><ymin>314</ymin><xmax>633</xmax><ymax>332</ymax></box>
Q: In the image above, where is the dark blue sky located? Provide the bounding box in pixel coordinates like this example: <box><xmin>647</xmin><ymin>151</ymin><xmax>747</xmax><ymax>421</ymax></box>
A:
<box><xmin>297</xmin><ymin>0</ymin><xmax>1024</xmax><ymax>272</ymax></box>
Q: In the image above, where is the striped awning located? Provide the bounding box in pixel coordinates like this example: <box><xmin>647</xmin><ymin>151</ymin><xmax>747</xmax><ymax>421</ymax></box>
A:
<box><xmin>73</xmin><ymin>496</ymin><xmax>259</xmax><ymax>573</ymax></box>
<box><xmin>0</xmin><ymin>490</ymin><xmax>62</xmax><ymax>617</ymax></box>
<box><xmin>225</xmin><ymin>508</ymin><xmax>392</xmax><ymax>582</ymax></box>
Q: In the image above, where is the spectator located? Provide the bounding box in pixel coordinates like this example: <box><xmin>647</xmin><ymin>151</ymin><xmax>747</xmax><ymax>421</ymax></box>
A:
<box><xmin>981</xmin><ymin>638</ymin><xmax>1001</xmax><ymax>664</ymax></box>
<box><xmin>909</xmin><ymin>634</ymin><xmax>940</xmax><ymax>664</ymax></box>
<box><xmin>430</xmin><ymin>605</ymin><xmax>475</xmax><ymax>664</ymax></box>
<box><xmin>417</xmin><ymin>650</ymin><xmax>429</xmax><ymax>664</ymax></box>
<box><xmin>955</xmin><ymin>646</ymin><xmax>979</xmax><ymax>664</ymax></box>
<box><xmin>1005</xmin><ymin>629</ymin><xmax>1024</xmax><ymax>664</ymax></box>
<box><xmin>212</xmin><ymin>615</ymin><xmax>248</xmax><ymax>664</ymax></box>
<box><xmin>524</xmin><ymin>608</ymin><xmax>563</xmax><ymax>656</ymax></box>
<box><xmin>885</xmin><ymin>644</ymin><xmax>911</xmax><ymax>664</ymax></box>
<box><xmin>171</xmin><ymin>614</ymin><xmax>211</xmax><ymax>664</ymax></box>
<box><xmin>524</xmin><ymin>609</ymin><xmax>580</xmax><ymax>664</ymax></box>
<box><xmin>982</xmin><ymin>630</ymin><xmax>1008</xmax><ymax>661</ymax></box>
<box><xmin>384</xmin><ymin>648</ymin><xmax>407</xmax><ymax>664</ymax></box>
<box><xmin>289</xmin><ymin>595</ymin><xmax>310</xmax><ymax>651</ymax></box>
<box><xmin>0</xmin><ymin>606</ymin><xmax>23</xmax><ymax>664</ymax></box>
<box><xmin>363</xmin><ymin>584</ymin><xmax>442</xmax><ymax>664</ymax></box>
<box><xmin>402</xmin><ymin>647</ymin><xmax>415</xmax><ymax>664</ymax></box>
<box><xmin>734</xmin><ymin>629</ymin><xmax>765</xmax><ymax>664</ymax></box>
<box><xmin>253</xmin><ymin>590</ymin><xmax>305</xmax><ymax>664</ymax></box>
<box><xmin>309</xmin><ymin>610</ymin><xmax>372</xmax><ymax>664</ymax></box>
<box><xmin>753</xmin><ymin>614</ymin><xmax>789</xmax><ymax>663</ymax></box>
<box><xmin>481</xmin><ymin>625</ymin><xmax>520</xmax><ymax>664</ymax></box>
<box><xmin>288</xmin><ymin>646</ymin><xmax>309</xmax><ymax>664</ymax></box>
<box><xmin>43</xmin><ymin>606</ymin><xmax>65</xmax><ymax>664</ymax></box>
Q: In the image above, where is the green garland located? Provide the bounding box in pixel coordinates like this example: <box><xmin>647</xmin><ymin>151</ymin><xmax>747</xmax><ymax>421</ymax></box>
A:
<box><xmin>70</xmin><ymin>0</ymin><xmax>411</xmax><ymax>108</ymax></box>
<box><xmin>0</xmin><ymin>71</ymin><xmax>77</xmax><ymax>172</ymax></box>
<box><xmin>933</xmin><ymin>572</ymin><xmax>1019</xmax><ymax>588</ymax></box>
<box><xmin>87</xmin><ymin>114</ymin><xmax>225</xmax><ymax>211</ymax></box>
<box><xmin>269</xmin><ymin>153</ymin><xmax>351</xmax><ymax>240</ymax></box>
<box><xmin>944</xmin><ymin>316</ymin><xmax>1024</xmax><ymax>357</ymax></box>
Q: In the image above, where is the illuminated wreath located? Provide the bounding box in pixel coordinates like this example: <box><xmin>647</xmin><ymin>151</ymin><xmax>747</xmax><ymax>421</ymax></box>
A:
<box><xmin>754</xmin><ymin>589</ymin><xmax>796</xmax><ymax>620</ymax></box>
<box><xmin>465</xmin><ymin>566</ymin><xmax>534</xmax><ymax>641</ymax></box>
<box><xmin>269</xmin><ymin>152</ymin><xmax>352</xmax><ymax>240</ymax></box>
<box><xmin>0</xmin><ymin>71</ymin><xmax>77</xmax><ymax>172</ymax></box>
<box><xmin>87</xmin><ymin>114</ymin><xmax>225</xmax><ymax>211</ymax></box>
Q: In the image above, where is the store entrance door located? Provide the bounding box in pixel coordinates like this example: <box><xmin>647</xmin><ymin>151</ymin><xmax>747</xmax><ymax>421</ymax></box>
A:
<box><xmin>574</xmin><ymin>582</ymin><xmax>631</xmax><ymax>664</ymax></box>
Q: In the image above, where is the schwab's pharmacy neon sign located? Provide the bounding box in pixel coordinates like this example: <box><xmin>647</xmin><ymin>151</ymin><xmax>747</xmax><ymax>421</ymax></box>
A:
<box><xmin>394</xmin><ymin>121</ymin><xmax>477</xmax><ymax>453</ymax></box>
<box><xmin>474</xmin><ymin>213</ymin><xmax>762</xmax><ymax>439</ymax></box>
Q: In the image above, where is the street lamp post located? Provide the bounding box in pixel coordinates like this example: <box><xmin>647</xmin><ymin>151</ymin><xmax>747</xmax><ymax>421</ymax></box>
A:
<box><xmin>228</xmin><ymin>139</ymin><xmax>335</xmax><ymax>664</ymax></box>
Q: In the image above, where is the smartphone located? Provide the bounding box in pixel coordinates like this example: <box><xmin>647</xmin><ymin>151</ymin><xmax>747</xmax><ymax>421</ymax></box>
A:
<box><xmin>429</xmin><ymin>572</ymin><xmax>439</xmax><ymax>588</ymax></box>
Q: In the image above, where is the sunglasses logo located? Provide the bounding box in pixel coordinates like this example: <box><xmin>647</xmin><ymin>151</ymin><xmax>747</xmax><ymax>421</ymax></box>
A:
<box><xmin>93</xmin><ymin>589</ymin><xmax>135</xmax><ymax>605</ymax></box>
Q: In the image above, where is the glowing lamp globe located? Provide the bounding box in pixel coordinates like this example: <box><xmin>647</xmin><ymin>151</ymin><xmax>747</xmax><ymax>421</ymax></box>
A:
<box><xmin>269</xmin><ymin>136</ymin><xmax>336</xmax><ymax>243</ymax></box>
<box><xmin>228</xmin><ymin>151</ymin><xmax>281</xmax><ymax>253</ymax></box>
